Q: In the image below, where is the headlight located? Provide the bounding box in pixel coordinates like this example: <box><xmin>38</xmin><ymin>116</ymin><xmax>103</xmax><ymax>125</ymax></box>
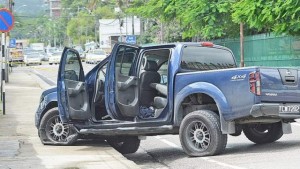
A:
<box><xmin>40</xmin><ymin>95</ymin><xmax>44</xmax><ymax>103</ymax></box>
<box><xmin>39</xmin><ymin>96</ymin><xmax>47</xmax><ymax>110</ymax></box>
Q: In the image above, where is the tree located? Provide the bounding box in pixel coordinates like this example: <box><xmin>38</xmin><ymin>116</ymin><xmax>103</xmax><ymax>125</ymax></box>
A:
<box><xmin>66</xmin><ymin>11</ymin><xmax>94</xmax><ymax>45</ymax></box>
<box><xmin>232</xmin><ymin>0</ymin><xmax>300</xmax><ymax>36</ymax></box>
<box><xmin>172</xmin><ymin>0</ymin><xmax>238</xmax><ymax>39</ymax></box>
<box><xmin>93</xmin><ymin>6</ymin><xmax>116</xmax><ymax>19</ymax></box>
<box><xmin>128</xmin><ymin>0</ymin><xmax>239</xmax><ymax>41</ymax></box>
<box><xmin>127</xmin><ymin>0</ymin><xmax>184</xmax><ymax>43</ymax></box>
<box><xmin>62</xmin><ymin>0</ymin><xmax>117</xmax><ymax>46</ymax></box>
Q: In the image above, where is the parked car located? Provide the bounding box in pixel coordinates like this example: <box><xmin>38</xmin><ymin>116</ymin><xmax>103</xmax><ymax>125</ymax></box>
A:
<box><xmin>73</xmin><ymin>46</ymin><xmax>85</xmax><ymax>62</ymax></box>
<box><xmin>46</xmin><ymin>47</ymin><xmax>57</xmax><ymax>57</ymax></box>
<box><xmin>36</xmin><ymin>50</ymin><xmax>48</xmax><ymax>61</ymax></box>
<box><xmin>85</xmin><ymin>49</ymin><xmax>106</xmax><ymax>64</ymax></box>
<box><xmin>48</xmin><ymin>51</ymin><xmax>62</xmax><ymax>65</ymax></box>
<box><xmin>24</xmin><ymin>52</ymin><xmax>42</xmax><ymax>66</ymax></box>
<box><xmin>35</xmin><ymin>42</ymin><xmax>300</xmax><ymax>157</ymax></box>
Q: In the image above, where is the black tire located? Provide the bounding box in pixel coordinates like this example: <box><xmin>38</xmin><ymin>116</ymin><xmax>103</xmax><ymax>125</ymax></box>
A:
<box><xmin>49</xmin><ymin>63</ymin><xmax>53</xmax><ymax>65</ymax></box>
<box><xmin>38</xmin><ymin>108</ymin><xmax>77</xmax><ymax>145</ymax></box>
<box><xmin>107</xmin><ymin>136</ymin><xmax>140</xmax><ymax>154</ymax></box>
<box><xmin>243</xmin><ymin>122</ymin><xmax>283</xmax><ymax>144</ymax></box>
<box><xmin>179</xmin><ymin>110</ymin><xmax>227</xmax><ymax>157</ymax></box>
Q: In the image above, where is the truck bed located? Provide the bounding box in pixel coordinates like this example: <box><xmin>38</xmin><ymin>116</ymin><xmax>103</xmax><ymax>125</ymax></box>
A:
<box><xmin>174</xmin><ymin>66</ymin><xmax>300</xmax><ymax>121</ymax></box>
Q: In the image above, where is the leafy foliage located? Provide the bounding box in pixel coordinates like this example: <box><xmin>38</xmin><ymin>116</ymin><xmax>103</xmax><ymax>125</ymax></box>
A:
<box><xmin>66</xmin><ymin>12</ymin><xmax>95</xmax><ymax>45</ymax></box>
<box><xmin>128</xmin><ymin>0</ymin><xmax>300</xmax><ymax>41</ymax></box>
<box><xmin>10</xmin><ymin>0</ymin><xmax>300</xmax><ymax>46</ymax></box>
<box><xmin>63</xmin><ymin>0</ymin><xmax>117</xmax><ymax>46</ymax></box>
<box><xmin>128</xmin><ymin>0</ymin><xmax>239</xmax><ymax>40</ymax></box>
<box><xmin>232</xmin><ymin>0</ymin><xmax>300</xmax><ymax>35</ymax></box>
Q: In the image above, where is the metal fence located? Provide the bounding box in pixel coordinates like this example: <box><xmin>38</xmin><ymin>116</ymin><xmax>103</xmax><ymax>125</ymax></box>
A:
<box><xmin>214</xmin><ymin>34</ymin><xmax>300</xmax><ymax>67</ymax></box>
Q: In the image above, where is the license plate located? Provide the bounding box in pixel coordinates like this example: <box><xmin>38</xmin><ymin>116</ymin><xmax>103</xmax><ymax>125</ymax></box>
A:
<box><xmin>279</xmin><ymin>105</ymin><xmax>300</xmax><ymax>113</ymax></box>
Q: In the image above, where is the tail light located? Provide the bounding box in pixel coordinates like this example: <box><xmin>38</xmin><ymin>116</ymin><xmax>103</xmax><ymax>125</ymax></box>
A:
<box><xmin>201</xmin><ymin>42</ymin><xmax>214</xmax><ymax>47</ymax></box>
<box><xmin>249</xmin><ymin>71</ymin><xmax>261</xmax><ymax>95</ymax></box>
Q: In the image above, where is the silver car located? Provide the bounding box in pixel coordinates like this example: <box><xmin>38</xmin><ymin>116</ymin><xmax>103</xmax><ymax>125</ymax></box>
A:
<box><xmin>24</xmin><ymin>52</ymin><xmax>42</xmax><ymax>66</ymax></box>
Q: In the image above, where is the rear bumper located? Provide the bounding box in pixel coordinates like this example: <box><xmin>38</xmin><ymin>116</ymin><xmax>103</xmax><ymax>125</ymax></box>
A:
<box><xmin>26</xmin><ymin>61</ymin><xmax>41</xmax><ymax>64</ymax></box>
<box><xmin>250</xmin><ymin>103</ymin><xmax>300</xmax><ymax>119</ymax></box>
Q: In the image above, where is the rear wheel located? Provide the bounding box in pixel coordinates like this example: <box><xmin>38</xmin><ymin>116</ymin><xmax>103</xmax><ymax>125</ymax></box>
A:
<box><xmin>243</xmin><ymin>122</ymin><xmax>283</xmax><ymax>144</ymax></box>
<box><xmin>107</xmin><ymin>136</ymin><xmax>140</xmax><ymax>154</ymax></box>
<box><xmin>179</xmin><ymin>110</ymin><xmax>227</xmax><ymax>157</ymax></box>
<box><xmin>39</xmin><ymin>108</ymin><xmax>78</xmax><ymax>145</ymax></box>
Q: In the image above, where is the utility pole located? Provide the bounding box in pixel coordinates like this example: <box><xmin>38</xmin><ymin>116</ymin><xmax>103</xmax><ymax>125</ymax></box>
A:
<box><xmin>6</xmin><ymin>0</ymin><xmax>13</xmax><ymax>82</ymax></box>
<box><xmin>132</xmin><ymin>15</ymin><xmax>134</xmax><ymax>35</ymax></box>
<box><xmin>160</xmin><ymin>22</ymin><xmax>164</xmax><ymax>43</ymax></box>
<box><xmin>1</xmin><ymin>33</ymin><xmax>5</xmax><ymax>115</ymax></box>
<box><xmin>126</xmin><ymin>0</ymin><xmax>134</xmax><ymax>35</ymax></box>
<box><xmin>240</xmin><ymin>23</ymin><xmax>244</xmax><ymax>67</ymax></box>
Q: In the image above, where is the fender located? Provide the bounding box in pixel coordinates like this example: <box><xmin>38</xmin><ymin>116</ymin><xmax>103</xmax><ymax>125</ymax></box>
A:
<box><xmin>173</xmin><ymin>82</ymin><xmax>235</xmax><ymax>134</ymax></box>
<box><xmin>35</xmin><ymin>90</ymin><xmax>58</xmax><ymax>127</ymax></box>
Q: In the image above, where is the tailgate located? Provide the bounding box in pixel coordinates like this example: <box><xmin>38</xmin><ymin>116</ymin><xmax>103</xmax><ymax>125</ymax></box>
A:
<box><xmin>260</xmin><ymin>68</ymin><xmax>300</xmax><ymax>102</ymax></box>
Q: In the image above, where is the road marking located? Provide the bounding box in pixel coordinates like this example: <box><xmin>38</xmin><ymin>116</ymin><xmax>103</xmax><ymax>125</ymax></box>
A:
<box><xmin>154</xmin><ymin>136</ymin><xmax>181</xmax><ymax>149</ymax></box>
<box><xmin>154</xmin><ymin>136</ymin><xmax>247</xmax><ymax>169</ymax></box>
<box><xmin>6</xmin><ymin>86</ymin><xmax>41</xmax><ymax>89</ymax></box>
<box><xmin>201</xmin><ymin>157</ymin><xmax>247</xmax><ymax>169</ymax></box>
<box><xmin>32</xmin><ymin>69</ymin><xmax>56</xmax><ymax>86</ymax></box>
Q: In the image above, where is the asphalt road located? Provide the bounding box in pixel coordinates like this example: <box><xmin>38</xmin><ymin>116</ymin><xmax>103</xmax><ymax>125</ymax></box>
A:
<box><xmin>125</xmin><ymin>124</ymin><xmax>300</xmax><ymax>169</ymax></box>
<box><xmin>26</xmin><ymin>61</ymin><xmax>96</xmax><ymax>86</ymax></box>
<box><xmin>28</xmin><ymin>63</ymin><xmax>300</xmax><ymax>169</ymax></box>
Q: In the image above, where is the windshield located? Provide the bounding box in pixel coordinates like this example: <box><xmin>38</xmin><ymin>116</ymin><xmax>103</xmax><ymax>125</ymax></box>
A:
<box><xmin>93</xmin><ymin>50</ymin><xmax>105</xmax><ymax>55</ymax></box>
<box><xmin>48</xmin><ymin>49</ymin><xmax>56</xmax><ymax>53</ymax></box>
<box><xmin>181</xmin><ymin>46</ymin><xmax>236</xmax><ymax>71</ymax></box>
<box><xmin>26</xmin><ymin>53</ymin><xmax>39</xmax><ymax>58</ymax></box>
<box><xmin>52</xmin><ymin>52</ymin><xmax>62</xmax><ymax>56</ymax></box>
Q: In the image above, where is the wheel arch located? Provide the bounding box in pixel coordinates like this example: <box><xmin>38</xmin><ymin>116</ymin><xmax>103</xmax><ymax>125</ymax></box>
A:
<box><xmin>38</xmin><ymin>101</ymin><xmax>58</xmax><ymax>127</ymax></box>
<box><xmin>173</xmin><ymin>82</ymin><xmax>235</xmax><ymax>134</ymax></box>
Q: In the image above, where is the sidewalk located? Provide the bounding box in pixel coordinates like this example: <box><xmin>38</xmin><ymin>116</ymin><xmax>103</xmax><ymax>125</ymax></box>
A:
<box><xmin>0</xmin><ymin>67</ymin><xmax>139</xmax><ymax>169</ymax></box>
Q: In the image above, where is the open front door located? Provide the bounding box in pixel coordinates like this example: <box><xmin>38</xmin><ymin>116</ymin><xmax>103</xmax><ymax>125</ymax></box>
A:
<box><xmin>58</xmin><ymin>47</ymin><xmax>90</xmax><ymax>122</ymax></box>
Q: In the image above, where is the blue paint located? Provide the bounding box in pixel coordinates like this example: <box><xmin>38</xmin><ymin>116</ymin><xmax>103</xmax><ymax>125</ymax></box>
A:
<box><xmin>0</xmin><ymin>9</ymin><xmax>14</xmax><ymax>32</ymax></box>
<box><xmin>35</xmin><ymin>42</ymin><xmax>300</xmax><ymax>134</ymax></box>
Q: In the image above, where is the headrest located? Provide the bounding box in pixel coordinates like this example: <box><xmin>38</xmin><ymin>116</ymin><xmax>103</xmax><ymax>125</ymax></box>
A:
<box><xmin>144</xmin><ymin>60</ymin><xmax>158</xmax><ymax>71</ymax></box>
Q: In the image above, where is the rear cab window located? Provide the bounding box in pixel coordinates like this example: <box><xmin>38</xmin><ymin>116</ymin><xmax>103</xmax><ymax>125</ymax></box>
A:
<box><xmin>180</xmin><ymin>46</ymin><xmax>236</xmax><ymax>72</ymax></box>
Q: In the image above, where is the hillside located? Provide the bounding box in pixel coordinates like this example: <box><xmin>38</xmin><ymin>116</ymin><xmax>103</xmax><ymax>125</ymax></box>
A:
<box><xmin>0</xmin><ymin>0</ymin><xmax>45</xmax><ymax>16</ymax></box>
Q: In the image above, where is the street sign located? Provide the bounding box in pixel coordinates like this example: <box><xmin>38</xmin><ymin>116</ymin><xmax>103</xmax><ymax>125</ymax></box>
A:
<box><xmin>0</xmin><ymin>8</ymin><xmax>14</xmax><ymax>32</ymax></box>
<box><xmin>125</xmin><ymin>35</ymin><xmax>136</xmax><ymax>44</ymax></box>
<box><xmin>9</xmin><ymin>38</ymin><xmax>16</xmax><ymax>48</ymax></box>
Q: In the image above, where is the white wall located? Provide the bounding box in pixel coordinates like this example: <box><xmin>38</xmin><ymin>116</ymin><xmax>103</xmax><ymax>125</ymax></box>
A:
<box><xmin>98</xmin><ymin>17</ymin><xmax>140</xmax><ymax>50</ymax></box>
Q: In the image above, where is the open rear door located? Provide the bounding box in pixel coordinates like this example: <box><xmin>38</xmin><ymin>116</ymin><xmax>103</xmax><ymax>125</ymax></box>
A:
<box><xmin>57</xmin><ymin>47</ymin><xmax>91</xmax><ymax>122</ymax></box>
<box><xmin>105</xmin><ymin>43</ymin><xmax>140</xmax><ymax>119</ymax></box>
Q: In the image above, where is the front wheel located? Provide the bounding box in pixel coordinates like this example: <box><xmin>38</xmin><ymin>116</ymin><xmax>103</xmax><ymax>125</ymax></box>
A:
<box><xmin>243</xmin><ymin>122</ymin><xmax>283</xmax><ymax>144</ymax></box>
<box><xmin>107</xmin><ymin>136</ymin><xmax>140</xmax><ymax>154</ymax></box>
<box><xmin>38</xmin><ymin>108</ymin><xmax>78</xmax><ymax>145</ymax></box>
<box><xmin>179</xmin><ymin>110</ymin><xmax>227</xmax><ymax>157</ymax></box>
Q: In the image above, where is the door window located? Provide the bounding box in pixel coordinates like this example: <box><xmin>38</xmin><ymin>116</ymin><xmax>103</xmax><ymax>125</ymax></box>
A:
<box><xmin>158</xmin><ymin>61</ymin><xmax>168</xmax><ymax>84</ymax></box>
<box><xmin>181</xmin><ymin>46</ymin><xmax>236</xmax><ymax>71</ymax></box>
<box><xmin>97</xmin><ymin>64</ymin><xmax>107</xmax><ymax>81</ymax></box>
<box><xmin>115</xmin><ymin>46</ymin><xmax>138</xmax><ymax>76</ymax></box>
<box><xmin>64</xmin><ymin>51</ymin><xmax>81</xmax><ymax>81</ymax></box>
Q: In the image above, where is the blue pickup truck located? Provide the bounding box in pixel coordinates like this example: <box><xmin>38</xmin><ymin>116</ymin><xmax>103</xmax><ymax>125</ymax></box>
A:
<box><xmin>35</xmin><ymin>42</ymin><xmax>300</xmax><ymax>157</ymax></box>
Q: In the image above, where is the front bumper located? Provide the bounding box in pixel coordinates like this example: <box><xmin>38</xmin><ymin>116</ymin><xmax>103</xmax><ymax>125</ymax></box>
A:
<box><xmin>250</xmin><ymin>103</ymin><xmax>300</xmax><ymax>119</ymax></box>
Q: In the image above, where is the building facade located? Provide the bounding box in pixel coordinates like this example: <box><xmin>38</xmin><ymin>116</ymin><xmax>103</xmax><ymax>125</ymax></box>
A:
<box><xmin>99</xmin><ymin>17</ymin><xmax>141</xmax><ymax>52</ymax></box>
<box><xmin>45</xmin><ymin>0</ymin><xmax>61</xmax><ymax>18</ymax></box>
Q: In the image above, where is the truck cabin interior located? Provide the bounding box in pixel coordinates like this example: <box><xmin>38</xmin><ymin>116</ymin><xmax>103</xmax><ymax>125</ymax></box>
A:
<box><xmin>92</xmin><ymin>48</ymin><xmax>171</xmax><ymax>121</ymax></box>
